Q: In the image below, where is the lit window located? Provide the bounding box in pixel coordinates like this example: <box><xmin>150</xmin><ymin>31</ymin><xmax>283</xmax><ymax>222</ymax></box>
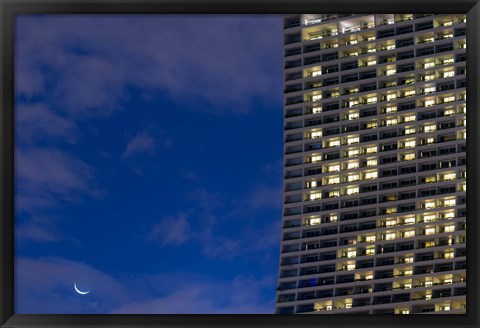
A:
<box><xmin>404</xmin><ymin>257</ymin><xmax>414</xmax><ymax>263</ymax></box>
<box><xmin>424</xmin><ymin>62</ymin><xmax>435</xmax><ymax>69</ymax></box>
<box><xmin>385</xmin><ymin>207</ymin><xmax>397</xmax><ymax>214</ymax></box>
<box><xmin>443</xmin><ymin>71</ymin><xmax>454</xmax><ymax>78</ymax></box>
<box><xmin>347</xmin><ymin>174</ymin><xmax>360</xmax><ymax>182</ymax></box>
<box><xmin>425</xmin><ymin>99</ymin><xmax>436</xmax><ymax>107</ymax></box>
<box><xmin>366</xmin><ymin>235</ymin><xmax>376</xmax><ymax>242</ymax></box>
<box><xmin>404</xmin><ymin>270</ymin><xmax>413</xmax><ymax>276</ymax></box>
<box><xmin>426</xmin><ymin>137</ymin><xmax>434</xmax><ymax>144</ymax></box>
<box><xmin>329</xmin><ymin>215</ymin><xmax>338</xmax><ymax>222</ymax></box>
<box><xmin>404</xmin><ymin>153</ymin><xmax>415</xmax><ymax>161</ymax></box>
<box><xmin>386</xmin><ymin>219</ymin><xmax>396</xmax><ymax>227</ymax></box>
<box><xmin>348</xmin><ymin>149</ymin><xmax>360</xmax><ymax>157</ymax></box>
<box><xmin>309</xmin><ymin>218</ymin><xmax>321</xmax><ymax>225</ymax></box>
<box><xmin>365</xmin><ymin>171</ymin><xmax>377</xmax><ymax>179</ymax></box>
<box><xmin>444</xmin><ymin>199</ymin><xmax>456</xmax><ymax>207</ymax></box>
<box><xmin>404</xmin><ymin>283</ymin><xmax>412</xmax><ymax>289</ymax></box>
<box><xmin>367</xmin><ymin>96</ymin><xmax>377</xmax><ymax>104</ymax></box>
<box><xmin>310</xmin><ymin>131</ymin><xmax>322</xmax><ymax>139</ymax></box>
<box><xmin>312</xmin><ymin>106</ymin><xmax>322</xmax><ymax>113</ymax></box>
<box><xmin>328</xmin><ymin>164</ymin><xmax>340</xmax><ymax>172</ymax></box>
<box><xmin>444</xmin><ymin>278</ymin><xmax>453</xmax><ymax>284</ymax></box>
<box><xmin>424</xmin><ymin>214</ymin><xmax>437</xmax><ymax>222</ymax></box>
<box><xmin>328</xmin><ymin>140</ymin><xmax>341</xmax><ymax>147</ymax></box>
<box><xmin>385</xmin><ymin>232</ymin><xmax>396</xmax><ymax>240</ymax></box>
<box><xmin>312</xmin><ymin>70</ymin><xmax>322</xmax><ymax>77</ymax></box>
<box><xmin>404</xmin><ymin>115</ymin><xmax>416</xmax><ymax>122</ymax></box>
<box><xmin>424</xmin><ymin>86</ymin><xmax>436</xmax><ymax>94</ymax></box>
<box><xmin>424</xmin><ymin>124</ymin><xmax>436</xmax><ymax>132</ymax></box>
<box><xmin>365</xmin><ymin>274</ymin><xmax>373</xmax><ymax>280</ymax></box>
<box><xmin>386</xmin><ymin>69</ymin><xmax>396</xmax><ymax>76</ymax></box>
<box><xmin>349</xmin><ymin>100</ymin><xmax>359</xmax><ymax>107</ymax></box>
<box><xmin>328</xmin><ymin>190</ymin><xmax>340</xmax><ymax>197</ymax></box>
<box><xmin>443</xmin><ymin>96</ymin><xmax>455</xmax><ymax>103</ymax></box>
<box><xmin>347</xmin><ymin>250</ymin><xmax>356</xmax><ymax>258</ymax></box>
<box><xmin>386</xmin><ymin>118</ymin><xmax>398</xmax><ymax>126</ymax></box>
<box><xmin>346</xmin><ymin>186</ymin><xmax>359</xmax><ymax>195</ymax></box>
<box><xmin>425</xmin><ymin>227</ymin><xmax>436</xmax><ymax>235</ymax></box>
<box><xmin>311</xmin><ymin>155</ymin><xmax>322</xmax><ymax>162</ymax></box>
<box><xmin>442</xmin><ymin>173</ymin><xmax>456</xmax><ymax>181</ymax></box>
<box><xmin>386</xmin><ymin>44</ymin><xmax>395</xmax><ymax>50</ymax></box>
<box><xmin>425</xmin><ymin>280</ymin><xmax>433</xmax><ymax>287</ymax></box>
<box><xmin>424</xmin><ymin>74</ymin><xmax>436</xmax><ymax>81</ymax></box>
<box><xmin>443</xmin><ymin>21</ymin><xmax>453</xmax><ymax>26</ymax></box>
<box><xmin>404</xmin><ymin>230</ymin><xmax>415</xmax><ymax>238</ymax></box>
<box><xmin>366</xmin><ymin>247</ymin><xmax>375</xmax><ymax>255</ymax></box>
<box><xmin>345</xmin><ymin>303</ymin><xmax>352</xmax><ymax>309</ymax></box>
<box><xmin>327</xmin><ymin>176</ymin><xmax>340</xmax><ymax>185</ymax></box>
<box><xmin>348</xmin><ymin>112</ymin><xmax>359</xmax><ymax>120</ymax></box>
<box><xmin>368</xmin><ymin>36</ymin><xmax>376</xmax><ymax>41</ymax></box>
<box><xmin>443</xmin><ymin>58</ymin><xmax>454</xmax><ymax>65</ymax></box>
<box><xmin>312</xmin><ymin>94</ymin><xmax>322</xmax><ymax>101</ymax></box>
<box><xmin>347</xmin><ymin>136</ymin><xmax>359</xmax><ymax>145</ymax></box>
<box><xmin>404</xmin><ymin>140</ymin><xmax>416</xmax><ymax>148</ymax></box>
<box><xmin>401</xmin><ymin>310</ymin><xmax>410</xmax><ymax>314</ymax></box>
<box><xmin>443</xmin><ymin>212</ymin><xmax>455</xmax><ymax>219</ymax></box>
<box><xmin>309</xmin><ymin>193</ymin><xmax>322</xmax><ymax>201</ymax></box>
<box><xmin>365</xmin><ymin>146</ymin><xmax>377</xmax><ymax>154</ymax></box>
<box><xmin>307</xmin><ymin>180</ymin><xmax>318</xmax><ymax>188</ymax></box>
<box><xmin>347</xmin><ymin>264</ymin><xmax>356</xmax><ymax>271</ymax></box>
<box><xmin>444</xmin><ymin>109</ymin><xmax>455</xmax><ymax>116</ymax></box>
<box><xmin>444</xmin><ymin>251</ymin><xmax>454</xmax><ymax>259</ymax></box>
<box><xmin>404</xmin><ymin>217</ymin><xmax>415</xmax><ymax>225</ymax></box>
<box><xmin>404</xmin><ymin>90</ymin><xmax>415</xmax><ymax>97</ymax></box>
<box><xmin>385</xmin><ymin>106</ymin><xmax>397</xmax><ymax>113</ymax></box>
<box><xmin>425</xmin><ymin>294</ymin><xmax>432</xmax><ymax>300</ymax></box>
<box><xmin>366</xmin><ymin>159</ymin><xmax>377</xmax><ymax>167</ymax></box>
<box><xmin>405</xmin><ymin>127</ymin><xmax>416</xmax><ymax>135</ymax></box>
<box><xmin>367</xmin><ymin>48</ymin><xmax>376</xmax><ymax>53</ymax></box>
<box><xmin>367</xmin><ymin>60</ymin><xmax>376</xmax><ymax>66</ymax></box>
<box><xmin>424</xmin><ymin>37</ymin><xmax>434</xmax><ymax>43</ymax></box>
<box><xmin>366</xmin><ymin>121</ymin><xmax>378</xmax><ymax>129</ymax></box>
<box><xmin>425</xmin><ymin>201</ymin><xmax>436</xmax><ymax>209</ymax></box>
<box><xmin>347</xmin><ymin>161</ymin><xmax>359</xmax><ymax>169</ymax></box>
<box><xmin>386</xmin><ymin>93</ymin><xmax>397</xmax><ymax>101</ymax></box>
<box><xmin>445</xmin><ymin>226</ymin><xmax>455</xmax><ymax>232</ymax></box>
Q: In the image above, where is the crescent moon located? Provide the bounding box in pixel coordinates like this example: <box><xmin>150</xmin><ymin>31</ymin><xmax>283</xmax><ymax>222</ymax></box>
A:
<box><xmin>74</xmin><ymin>282</ymin><xmax>90</xmax><ymax>295</ymax></box>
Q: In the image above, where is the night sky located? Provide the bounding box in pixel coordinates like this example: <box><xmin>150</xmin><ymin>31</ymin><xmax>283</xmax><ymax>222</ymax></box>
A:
<box><xmin>14</xmin><ymin>15</ymin><xmax>284</xmax><ymax>314</ymax></box>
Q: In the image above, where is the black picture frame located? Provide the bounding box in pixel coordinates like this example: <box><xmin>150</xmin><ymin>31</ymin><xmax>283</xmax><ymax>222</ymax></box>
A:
<box><xmin>1</xmin><ymin>0</ymin><xmax>479</xmax><ymax>327</ymax></box>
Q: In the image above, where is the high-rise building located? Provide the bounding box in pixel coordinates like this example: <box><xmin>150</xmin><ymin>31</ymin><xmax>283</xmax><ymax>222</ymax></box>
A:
<box><xmin>277</xmin><ymin>14</ymin><xmax>466</xmax><ymax>314</ymax></box>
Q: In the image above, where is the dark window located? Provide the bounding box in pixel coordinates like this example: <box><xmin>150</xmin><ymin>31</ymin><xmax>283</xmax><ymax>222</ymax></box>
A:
<box><xmin>400</xmin><ymin>166</ymin><xmax>416</xmax><ymax>174</ymax></box>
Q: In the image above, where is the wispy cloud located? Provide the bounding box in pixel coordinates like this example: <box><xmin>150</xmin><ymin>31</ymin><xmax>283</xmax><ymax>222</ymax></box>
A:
<box><xmin>16</xmin><ymin>15</ymin><xmax>283</xmax><ymax>118</ymax></box>
<box><xmin>178</xmin><ymin>168</ymin><xmax>200</xmax><ymax>182</ymax></box>
<box><xmin>122</xmin><ymin>131</ymin><xmax>156</xmax><ymax>159</ymax></box>
<box><xmin>16</xmin><ymin>256</ymin><xmax>276</xmax><ymax>314</ymax></box>
<box><xmin>16</xmin><ymin>217</ymin><xmax>62</xmax><ymax>243</ymax></box>
<box><xmin>16</xmin><ymin>103</ymin><xmax>77</xmax><ymax>144</ymax></box>
<box><xmin>109</xmin><ymin>273</ymin><xmax>276</xmax><ymax>314</ymax></box>
<box><xmin>147</xmin><ymin>213</ymin><xmax>191</xmax><ymax>246</ymax></box>
<box><xmin>186</xmin><ymin>188</ymin><xmax>224</xmax><ymax>212</ymax></box>
<box><xmin>15</xmin><ymin>256</ymin><xmax>129</xmax><ymax>314</ymax></box>
<box><xmin>16</xmin><ymin>147</ymin><xmax>99</xmax><ymax>201</ymax></box>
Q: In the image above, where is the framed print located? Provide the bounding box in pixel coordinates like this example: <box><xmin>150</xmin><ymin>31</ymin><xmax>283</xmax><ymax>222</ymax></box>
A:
<box><xmin>1</xmin><ymin>0</ymin><xmax>479</xmax><ymax>328</ymax></box>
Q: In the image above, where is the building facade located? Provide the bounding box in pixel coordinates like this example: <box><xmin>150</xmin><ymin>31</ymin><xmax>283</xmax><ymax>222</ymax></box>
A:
<box><xmin>277</xmin><ymin>14</ymin><xmax>466</xmax><ymax>314</ymax></box>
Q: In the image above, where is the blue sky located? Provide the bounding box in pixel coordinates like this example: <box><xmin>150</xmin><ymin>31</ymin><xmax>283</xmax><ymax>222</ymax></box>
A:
<box><xmin>14</xmin><ymin>15</ymin><xmax>284</xmax><ymax>314</ymax></box>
